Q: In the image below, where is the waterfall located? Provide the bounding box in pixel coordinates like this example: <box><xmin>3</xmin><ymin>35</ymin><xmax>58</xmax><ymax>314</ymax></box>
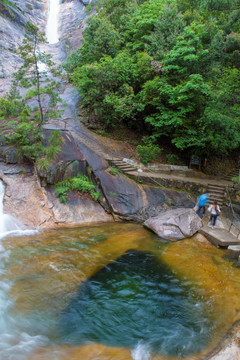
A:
<box><xmin>46</xmin><ymin>0</ymin><xmax>60</xmax><ymax>44</ymax></box>
<box><xmin>0</xmin><ymin>181</ymin><xmax>38</xmax><ymax>240</ymax></box>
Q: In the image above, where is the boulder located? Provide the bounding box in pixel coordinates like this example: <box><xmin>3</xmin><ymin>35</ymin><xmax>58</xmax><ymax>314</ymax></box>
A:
<box><xmin>144</xmin><ymin>208</ymin><xmax>203</xmax><ymax>241</ymax></box>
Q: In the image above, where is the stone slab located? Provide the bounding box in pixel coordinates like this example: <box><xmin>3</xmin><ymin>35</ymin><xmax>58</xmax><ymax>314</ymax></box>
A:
<box><xmin>227</xmin><ymin>245</ymin><xmax>240</xmax><ymax>259</ymax></box>
<box><xmin>199</xmin><ymin>226</ymin><xmax>240</xmax><ymax>248</ymax></box>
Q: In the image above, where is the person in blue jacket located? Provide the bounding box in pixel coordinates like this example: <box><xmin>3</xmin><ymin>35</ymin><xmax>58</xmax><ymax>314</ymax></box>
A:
<box><xmin>195</xmin><ymin>193</ymin><xmax>209</xmax><ymax>217</ymax></box>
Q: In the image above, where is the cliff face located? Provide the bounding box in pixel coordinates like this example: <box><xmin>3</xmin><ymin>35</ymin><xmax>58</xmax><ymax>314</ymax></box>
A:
<box><xmin>0</xmin><ymin>0</ymin><xmax>47</xmax><ymax>94</ymax></box>
<box><xmin>0</xmin><ymin>0</ymin><xmax>195</xmax><ymax>229</ymax></box>
<box><xmin>0</xmin><ymin>0</ymin><xmax>90</xmax><ymax>94</ymax></box>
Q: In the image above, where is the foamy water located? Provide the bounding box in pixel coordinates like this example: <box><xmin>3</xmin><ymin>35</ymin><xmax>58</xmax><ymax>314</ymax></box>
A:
<box><xmin>46</xmin><ymin>0</ymin><xmax>60</xmax><ymax>44</ymax></box>
<box><xmin>0</xmin><ymin>181</ymin><xmax>42</xmax><ymax>359</ymax></box>
<box><xmin>132</xmin><ymin>342</ymin><xmax>151</xmax><ymax>360</ymax></box>
<box><xmin>0</xmin><ymin>181</ymin><xmax>38</xmax><ymax>240</ymax></box>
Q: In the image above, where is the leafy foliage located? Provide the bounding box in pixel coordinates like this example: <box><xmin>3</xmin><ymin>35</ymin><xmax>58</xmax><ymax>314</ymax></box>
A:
<box><xmin>0</xmin><ymin>22</ymin><xmax>63</xmax><ymax>165</ymax></box>
<box><xmin>54</xmin><ymin>174</ymin><xmax>101</xmax><ymax>203</ymax></box>
<box><xmin>108</xmin><ymin>166</ymin><xmax>122</xmax><ymax>175</ymax></box>
<box><xmin>137</xmin><ymin>138</ymin><xmax>162</xmax><ymax>164</ymax></box>
<box><xmin>7</xmin><ymin>1</ymin><xmax>240</xmax><ymax>160</ymax></box>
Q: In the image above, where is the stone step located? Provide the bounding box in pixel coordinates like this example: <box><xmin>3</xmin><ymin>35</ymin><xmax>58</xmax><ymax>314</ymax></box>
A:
<box><xmin>115</xmin><ymin>164</ymin><xmax>134</xmax><ymax>168</ymax></box>
<box><xmin>112</xmin><ymin>164</ymin><xmax>136</xmax><ymax>171</ymax></box>
<box><xmin>208</xmin><ymin>196</ymin><xmax>225</xmax><ymax>203</ymax></box>
<box><xmin>222</xmin><ymin>169</ymin><xmax>239</xmax><ymax>181</ymax></box>
<box><xmin>208</xmin><ymin>193</ymin><xmax>224</xmax><ymax>200</ymax></box>
<box><xmin>207</xmin><ymin>187</ymin><xmax>226</xmax><ymax>194</ymax></box>
<box><xmin>207</xmin><ymin>184</ymin><xmax>226</xmax><ymax>190</ymax></box>
<box><xmin>120</xmin><ymin>168</ymin><xmax>137</xmax><ymax>172</ymax></box>
<box><xmin>208</xmin><ymin>200</ymin><xmax>224</xmax><ymax>206</ymax></box>
<box><xmin>112</xmin><ymin>160</ymin><xmax>126</xmax><ymax>164</ymax></box>
<box><xmin>110</xmin><ymin>160</ymin><xmax>137</xmax><ymax>173</ymax></box>
<box><xmin>199</xmin><ymin>226</ymin><xmax>240</xmax><ymax>248</ymax></box>
<box><xmin>207</xmin><ymin>183</ymin><xmax>226</xmax><ymax>206</ymax></box>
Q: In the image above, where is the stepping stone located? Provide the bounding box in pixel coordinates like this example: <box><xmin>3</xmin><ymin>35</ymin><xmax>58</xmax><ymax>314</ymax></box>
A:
<box><xmin>227</xmin><ymin>245</ymin><xmax>240</xmax><ymax>259</ymax></box>
<box><xmin>199</xmin><ymin>226</ymin><xmax>240</xmax><ymax>248</ymax></box>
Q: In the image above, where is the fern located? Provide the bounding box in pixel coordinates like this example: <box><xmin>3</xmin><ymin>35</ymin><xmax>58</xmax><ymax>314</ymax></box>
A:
<box><xmin>91</xmin><ymin>191</ymin><xmax>101</xmax><ymax>201</ymax></box>
<box><xmin>54</xmin><ymin>173</ymin><xmax>100</xmax><ymax>203</ymax></box>
<box><xmin>55</xmin><ymin>186</ymin><xmax>69</xmax><ymax>197</ymax></box>
<box><xmin>59</xmin><ymin>194</ymin><xmax>67</xmax><ymax>204</ymax></box>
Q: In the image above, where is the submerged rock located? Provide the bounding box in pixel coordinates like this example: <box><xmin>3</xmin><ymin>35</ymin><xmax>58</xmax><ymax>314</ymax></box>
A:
<box><xmin>144</xmin><ymin>208</ymin><xmax>203</xmax><ymax>241</ymax></box>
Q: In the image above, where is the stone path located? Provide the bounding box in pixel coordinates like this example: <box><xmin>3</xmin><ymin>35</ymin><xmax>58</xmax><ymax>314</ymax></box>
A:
<box><xmin>126</xmin><ymin>168</ymin><xmax>232</xmax><ymax>188</ymax></box>
<box><xmin>199</xmin><ymin>225</ymin><xmax>240</xmax><ymax>248</ymax></box>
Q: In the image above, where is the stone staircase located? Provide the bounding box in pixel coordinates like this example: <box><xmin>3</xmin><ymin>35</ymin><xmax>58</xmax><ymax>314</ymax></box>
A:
<box><xmin>110</xmin><ymin>158</ymin><xmax>137</xmax><ymax>174</ymax></box>
<box><xmin>207</xmin><ymin>183</ymin><xmax>226</xmax><ymax>207</ymax></box>
<box><xmin>222</xmin><ymin>168</ymin><xmax>239</xmax><ymax>182</ymax></box>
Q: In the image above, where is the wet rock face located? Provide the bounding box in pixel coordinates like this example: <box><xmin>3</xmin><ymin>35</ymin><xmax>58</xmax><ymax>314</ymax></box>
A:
<box><xmin>73</xmin><ymin>144</ymin><xmax>195</xmax><ymax>222</ymax></box>
<box><xmin>58</xmin><ymin>0</ymin><xmax>89</xmax><ymax>52</ymax></box>
<box><xmin>0</xmin><ymin>0</ymin><xmax>47</xmax><ymax>94</ymax></box>
<box><xmin>96</xmin><ymin>170</ymin><xmax>195</xmax><ymax>222</ymax></box>
<box><xmin>37</xmin><ymin>131</ymin><xmax>88</xmax><ymax>184</ymax></box>
<box><xmin>144</xmin><ymin>208</ymin><xmax>203</xmax><ymax>241</ymax></box>
<box><xmin>0</xmin><ymin>162</ymin><xmax>112</xmax><ymax>229</ymax></box>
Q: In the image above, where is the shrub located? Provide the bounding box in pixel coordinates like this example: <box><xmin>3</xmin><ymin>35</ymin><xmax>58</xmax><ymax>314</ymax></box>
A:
<box><xmin>232</xmin><ymin>177</ymin><xmax>240</xmax><ymax>184</ymax></box>
<box><xmin>137</xmin><ymin>142</ymin><xmax>162</xmax><ymax>164</ymax></box>
<box><xmin>0</xmin><ymin>97</ymin><xmax>25</xmax><ymax>118</ymax></box>
<box><xmin>108</xmin><ymin>166</ymin><xmax>121</xmax><ymax>176</ymax></box>
<box><xmin>166</xmin><ymin>153</ymin><xmax>180</xmax><ymax>164</ymax></box>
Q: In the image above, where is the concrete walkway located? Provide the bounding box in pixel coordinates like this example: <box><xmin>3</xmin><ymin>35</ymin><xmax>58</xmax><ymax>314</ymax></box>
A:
<box><xmin>199</xmin><ymin>225</ymin><xmax>240</xmax><ymax>248</ymax></box>
<box><xmin>127</xmin><ymin>169</ymin><xmax>232</xmax><ymax>188</ymax></box>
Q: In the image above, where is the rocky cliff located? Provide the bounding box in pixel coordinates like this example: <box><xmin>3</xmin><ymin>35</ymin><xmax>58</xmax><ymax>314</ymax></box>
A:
<box><xmin>0</xmin><ymin>0</ymin><xmax>47</xmax><ymax>94</ymax></box>
<box><xmin>0</xmin><ymin>0</ymin><xmax>195</xmax><ymax>229</ymax></box>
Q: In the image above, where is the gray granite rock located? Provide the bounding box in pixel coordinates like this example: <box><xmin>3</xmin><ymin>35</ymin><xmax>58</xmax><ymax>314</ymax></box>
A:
<box><xmin>144</xmin><ymin>208</ymin><xmax>203</xmax><ymax>241</ymax></box>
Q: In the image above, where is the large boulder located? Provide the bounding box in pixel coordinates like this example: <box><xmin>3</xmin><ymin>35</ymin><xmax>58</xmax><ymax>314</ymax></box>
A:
<box><xmin>144</xmin><ymin>208</ymin><xmax>203</xmax><ymax>241</ymax></box>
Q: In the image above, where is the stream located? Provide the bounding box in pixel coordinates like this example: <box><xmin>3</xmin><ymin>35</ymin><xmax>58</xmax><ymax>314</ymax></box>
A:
<box><xmin>0</xmin><ymin>1</ymin><xmax>240</xmax><ymax>359</ymax></box>
<box><xmin>1</xmin><ymin>222</ymin><xmax>240</xmax><ymax>360</ymax></box>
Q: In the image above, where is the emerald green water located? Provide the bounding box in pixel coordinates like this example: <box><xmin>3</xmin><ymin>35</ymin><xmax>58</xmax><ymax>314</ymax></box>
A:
<box><xmin>1</xmin><ymin>222</ymin><xmax>239</xmax><ymax>360</ymax></box>
<box><xmin>60</xmin><ymin>250</ymin><xmax>214</xmax><ymax>357</ymax></box>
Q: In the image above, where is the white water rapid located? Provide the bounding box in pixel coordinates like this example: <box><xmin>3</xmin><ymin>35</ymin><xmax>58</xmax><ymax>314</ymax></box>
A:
<box><xmin>0</xmin><ymin>181</ymin><xmax>38</xmax><ymax>240</ymax></box>
<box><xmin>46</xmin><ymin>0</ymin><xmax>60</xmax><ymax>44</ymax></box>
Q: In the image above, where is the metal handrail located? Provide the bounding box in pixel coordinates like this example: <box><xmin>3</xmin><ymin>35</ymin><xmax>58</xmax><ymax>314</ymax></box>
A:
<box><xmin>136</xmin><ymin>166</ymin><xmax>168</xmax><ymax>188</ymax></box>
<box><xmin>226</xmin><ymin>185</ymin><xmax>240</xmax><ymax>234</ymax></box>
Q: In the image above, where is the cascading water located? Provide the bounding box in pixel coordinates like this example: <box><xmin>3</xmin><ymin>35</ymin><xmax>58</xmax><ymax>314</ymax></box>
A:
<box><xmin>46</xmin><ymin>0</ymin><xmax>60</xmax><ymax>44</ymax></box>
<box><xmin>0</xmin><ymin>180</ymin><xmax>38</xmax><ymax>240</ymax></box>
<box><xmin>0</xmin><ymin>181</ymin><xmax>22</xmax><ymax>239</ymax></box>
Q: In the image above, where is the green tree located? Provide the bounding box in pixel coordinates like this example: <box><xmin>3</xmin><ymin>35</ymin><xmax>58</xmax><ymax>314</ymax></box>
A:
<box><xmin>147</xmin><ymin>3</ymin><xmax>185</xmax><ymax>60</ymax></box>
<box><xmin>15</xmin><ymin>22</ymin><xmax>60</xmax><ymax>124</ymax></box>
<box><xmin>124</xmin><ymin>0</ymin><xmax>169</xmax><ymax>51</ymax></box>
<box><xmin>78</xmin><ymin>16</ymin><xmax>121</xmax><ymax>65</ymax></box>
<box><xmin>96</xmin><ymin>0</ymin><xmax>139</xmax><ymax>31</ymax></box>
<box><xmin>163</xmin><ymin>23</ymin><xmax>210</xmax><ymax>82</ymax></box>
<box><xmin>1</xmin><ymin>22</ymin><xmax>62</xmax><ymax>165</ymax></box>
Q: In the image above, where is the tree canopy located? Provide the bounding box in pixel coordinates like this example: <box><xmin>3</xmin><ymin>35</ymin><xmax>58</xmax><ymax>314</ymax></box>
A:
<box><xmin>64</xmin><ymin>0</ymin><xmax>240</xmax><ymax>157</ymax></box>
